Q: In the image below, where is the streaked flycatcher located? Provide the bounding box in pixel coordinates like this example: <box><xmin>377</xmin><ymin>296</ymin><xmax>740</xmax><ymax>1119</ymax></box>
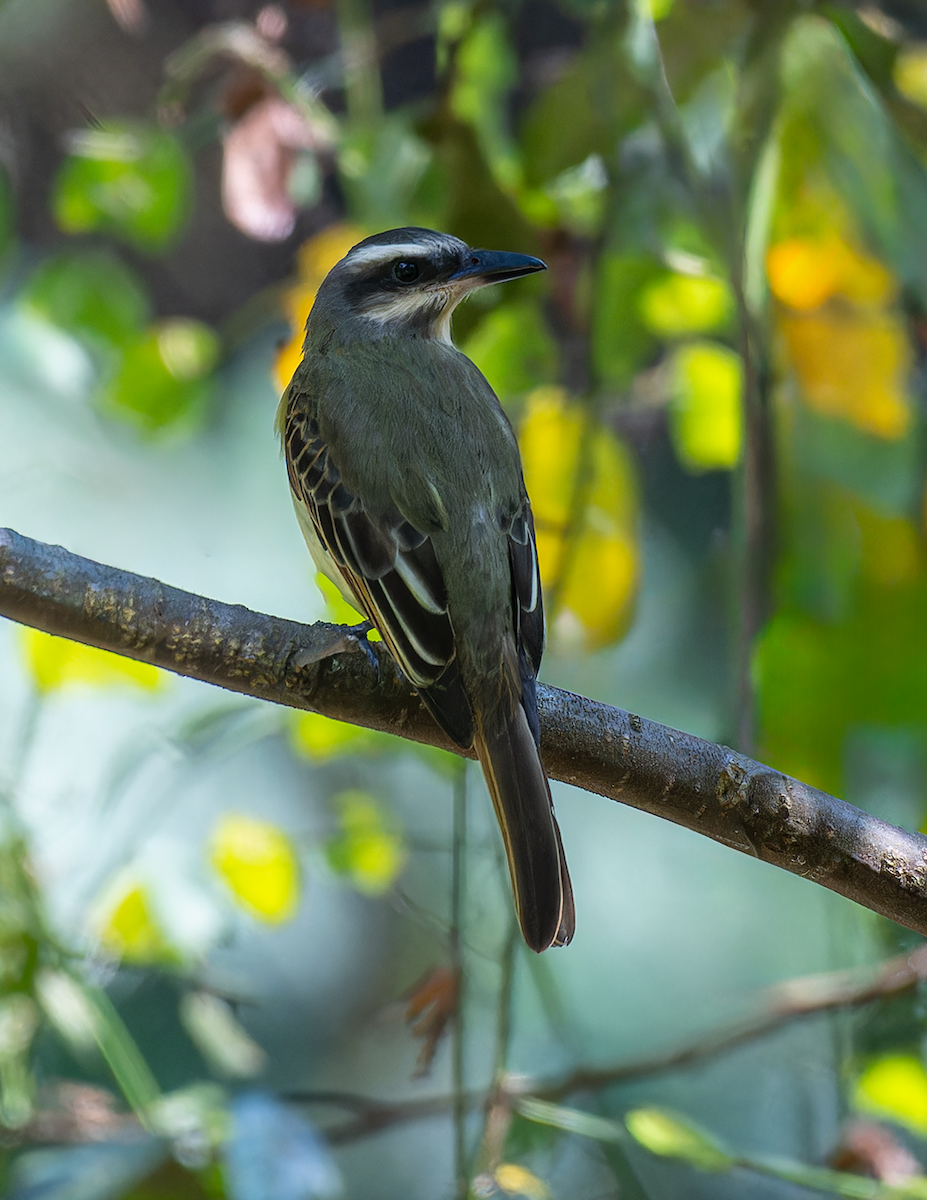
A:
<box><xmin>277</xmin><ymin>227</ymin><xmax>574</xmax><ymax>952</ymax></box>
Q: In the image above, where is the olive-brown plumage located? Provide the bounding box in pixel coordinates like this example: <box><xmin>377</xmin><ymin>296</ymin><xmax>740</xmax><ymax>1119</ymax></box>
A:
<box><xmin>278</xmin><ymin>227</ymin><xmax>574</xmax><ymax>951</ymax></box>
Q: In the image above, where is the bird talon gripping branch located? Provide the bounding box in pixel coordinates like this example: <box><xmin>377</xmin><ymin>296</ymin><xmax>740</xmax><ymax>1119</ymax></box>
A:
<box><xmin>276</xmin><ymin>227</ymin><xmax>574</xmax><ymax>951</ymax></box>
<box><xmin>347</xmin><ymin>619</ymin><xmax>379</xmax><ymax>678</ymax></box>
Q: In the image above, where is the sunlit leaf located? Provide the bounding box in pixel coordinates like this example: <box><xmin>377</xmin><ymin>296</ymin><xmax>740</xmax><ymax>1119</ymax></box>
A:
<box><xmin>854</xmin><ymin>1055</ymin><xmax>927</xmax><ymax>1134</ymax></box>
<box><xmin>96</xmin><ymin>883</ymin><xmax>180</xmax><ymax>967</ymax></box>
<box><xmin>325</xmin><ymin>791</ymin><xmax>406</xmax><ymax>896</ymax></box>
<box><xmin>493</xmin><ymin>1163</ymin><xmax>551</xmax><ymax>1199</ymax></box>
<box><xmin>290</xmin><ymin>712</ymin><xmax>370</xmax><ymax>762</ymax></box>
<box><xmin>625</xmin><ymin>1107</ymin><xmax>732</xmax><ymax>1172</ymax></box>
<box><xmin>98</xmin><ymin>318</ymin><xmax>220</xmax><ymax>434</ymax></box>
<box><xmin>519</xmin><ymin>387</ymin><xmax>639</xmax><ymax>650</ymax></box>
<box><xmin>274</xmin><ymin>224</ymin><xmax>366</xmax><ymax>392</ymax></box>
<box><xmin>668</xmin><ymin>340</ymin><xmax>743</xmax><ymax>471</ymax></box>
<box><xmin>767</xmin><ymin>235</ymin><xmax>895</xmax><ymax>311</ymax></box>
<box><xmin>515</xmin><ymin>1096</ymin><xmax>622</xmax><ymax>1143</ymax></box>
<box><xmin>461</xmin><ymin>300</ymin><xmax>558</xmax><ymax>400</ymax></box>
<box><xmin>20</xmin><ymin>627</ymin><xmax>164</xmax><ymax>695</ymax></box>
<box><xmin>638</xmin><ymin>271</ymin><xmax>733</xmax><ymax>336</ymax></box>
<box><xmin>52</xmin><ymin>121</ymin><xmax>192</xmax><ymax>251</ymax></box>
<box><xmin>179</xmin><ymin>992</ymin><xmax>266</xmax><ymax>1079</ymax></box>
<box><xmin>895</xmin><ymin>46</ymin><xmax>927</xmax><ymax>110</ymax></box>
<box><xmin>147</xmin><ymin>1083</ymin><xmax>228</xmax><ymax>1151</ymax></box>
<box><xmin>313</xmin><ymin>570</ymin><xmax>377</xmax><ymax>633</ymax></box>
<box><xmin>20</xmin><ymin>249</ymin><xmax>150</xmax><ymax>353</ymax></box>
<box><xmin>210</xmin><ymin>814</ymin><xmax>301</xmax><ymax>923</ymax></box>
<box><xmin>778</xmin><ymin>308</ymin><xmax>910</xmax><ymax>440</ymax></box>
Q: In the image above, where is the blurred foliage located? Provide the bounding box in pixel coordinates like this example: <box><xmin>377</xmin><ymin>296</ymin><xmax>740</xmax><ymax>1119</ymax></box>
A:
<box><xmin>209</xmin><ymin>814</ymin><xmax>300</xmax><ymax>924</ymax></box>
<box><xmin>52</xmin><ymin>123</ymin><xmax>192</xmax><ymax>252</ymax></box>
<box><xmin>20</xmin><ymin>628</ymin><xmax>165</xmax><ymax>695</ymax></box>
<box><xmin>5</xmin><ymin>0</ymin><xmax>927</xmax><ymax>1197</ymax></box>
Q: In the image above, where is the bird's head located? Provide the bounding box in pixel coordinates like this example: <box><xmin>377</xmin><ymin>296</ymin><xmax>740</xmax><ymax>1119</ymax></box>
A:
<box><xmin>309</xmin><ymin>227</ymin><xmax>546</xmax><ymax>345</ymax></box>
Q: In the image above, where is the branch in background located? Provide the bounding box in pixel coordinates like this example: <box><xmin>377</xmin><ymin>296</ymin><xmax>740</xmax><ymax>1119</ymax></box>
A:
<box><xmin>290</xmin><ymin>941</ymin><xmax>927</xmax><ymax>1143</ymax></box>
<box><xmin>8</xmin><ymin>943</ymin><xmax>924</xmax><ymax>1148</ymax></box>
<box><xmin>3</xmin><ymin>527</ymin><xmax>927</xmax><ymax>937</ymax></box>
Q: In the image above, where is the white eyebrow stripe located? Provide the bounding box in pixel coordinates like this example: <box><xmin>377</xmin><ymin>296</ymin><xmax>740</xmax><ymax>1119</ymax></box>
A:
<box><xmin>346</xmin><ymin>242</ymin><xmax>443</xmax><ymax>268</ymax></box>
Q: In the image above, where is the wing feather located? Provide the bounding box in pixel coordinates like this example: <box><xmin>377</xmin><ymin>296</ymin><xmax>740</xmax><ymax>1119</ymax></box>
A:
<box><xmin>506</xmin><ymin>500</ymin><xmax>545</xmax><ymax>680</ymax></box>
<box><xmin>284</xmin><ymin>401</ymin><xmax>475</xmax><ymax>748</ymax></box>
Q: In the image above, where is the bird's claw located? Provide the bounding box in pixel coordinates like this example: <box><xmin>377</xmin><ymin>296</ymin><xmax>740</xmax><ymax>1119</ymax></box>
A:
<box><xmin>347</xmin><ymin>620</ymin><xmax>380</xmax><ymax>679</ymax></box>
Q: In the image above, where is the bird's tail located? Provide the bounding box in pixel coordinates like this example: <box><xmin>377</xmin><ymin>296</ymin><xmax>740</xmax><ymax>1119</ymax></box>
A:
<box><xmin>474</xmin><ymin>699</ymin><xmax>575</xmax><ymax>952</ymax></box>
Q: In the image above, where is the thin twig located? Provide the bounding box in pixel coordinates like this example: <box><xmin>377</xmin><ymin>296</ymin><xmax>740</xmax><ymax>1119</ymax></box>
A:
<box><xmin>287</xmin><ymin>942</ymin><xmax>927</xmax><ymax>1144</ymax></box>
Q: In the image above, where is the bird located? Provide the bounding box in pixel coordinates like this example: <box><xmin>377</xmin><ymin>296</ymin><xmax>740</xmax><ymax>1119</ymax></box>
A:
<box><xmin>276</xmin><ymin>226</ymin><xmax>574</xmax><ymax>952</ymax></box>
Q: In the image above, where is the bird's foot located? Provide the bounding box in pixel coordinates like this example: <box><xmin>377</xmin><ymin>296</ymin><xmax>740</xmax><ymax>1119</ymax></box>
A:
<box><xmin>345</xmin><ymin>620</ymin><xmax>380</xmax><ymax>678</ymax></box>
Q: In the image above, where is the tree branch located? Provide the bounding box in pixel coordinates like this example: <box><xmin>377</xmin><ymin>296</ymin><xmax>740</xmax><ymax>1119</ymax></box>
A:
<box><xmin>3</xmin><ymin>527</ymin><xmax>927</xmax><ymax>934</ymax></box>
<box><xmin>290</xmin><ymin>941</ymin><xmax>927</xmax><ymax>1143</ymax></box>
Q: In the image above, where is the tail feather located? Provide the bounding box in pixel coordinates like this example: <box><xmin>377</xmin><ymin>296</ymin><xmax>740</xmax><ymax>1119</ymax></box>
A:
<box><xmin>475</xmin><ymin>701</ymin><xmax>574</xmax><ymax>952</ymax></box>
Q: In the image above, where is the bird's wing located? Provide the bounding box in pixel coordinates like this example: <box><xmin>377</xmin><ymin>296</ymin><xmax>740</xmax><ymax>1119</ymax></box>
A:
<box><xmin>284</xmin><ymin>403</ymin><xmax>475</xmax><ymax>748</ymax></box>
<box><xmin>506</xmin><ymin>500</ymin><xmax>544</xmax><ymax>675</ymax></box>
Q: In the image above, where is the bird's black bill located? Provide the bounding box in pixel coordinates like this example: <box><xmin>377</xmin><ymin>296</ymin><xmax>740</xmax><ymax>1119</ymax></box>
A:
<box><xmin>449</xmin><ymin>249</ymin><xmax>546</xmax><ymax>285</ymax></box>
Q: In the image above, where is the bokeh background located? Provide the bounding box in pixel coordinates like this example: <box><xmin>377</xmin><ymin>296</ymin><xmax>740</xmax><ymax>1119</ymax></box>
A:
<box><xmin>2</xmin><ymin>0</ymin><xmax>927</xmax><ymax>1197</ymax></box>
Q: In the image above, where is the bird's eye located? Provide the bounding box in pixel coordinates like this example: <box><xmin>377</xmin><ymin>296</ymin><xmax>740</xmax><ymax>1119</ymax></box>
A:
<box><xmin>392</xmin><ymin>260</ymin><xmax>420</xmax><ymax>284</ymax></box>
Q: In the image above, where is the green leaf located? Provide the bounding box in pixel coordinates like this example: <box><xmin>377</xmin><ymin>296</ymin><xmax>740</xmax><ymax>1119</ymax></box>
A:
<box><xmin>854</xmin><ymin>1055</ymin><xmax>927</xmax><ymax>1134</ymax></box>
<box><xmin>638</xmin><ymin>271</ymin><xmax>733</xmax><ymax>336</ymax></box>
<box><xmin>325</xmin><ymin>790</ymin><xmax>406</xmax><ymax>895</ymax></box>
<box><xmin>338</xmin><ymin>116</ymin><xmax>431</xmax><ymax>229</ymax></box>
<box><xmin>52</xmin><ymin>121</ymin><xmax>192</xmax><ymax>251</ymax></box>
<box><xmin>668</xmin><ymin>340</ymin><xmax>743</xmax><ymax>471</ymax></box>
<box><xmin>450</xmin><ymin>11</ymin><xmax>520</xmax><ymax>191</ymax></box>
<box><xmin>625</xmin><ymin>1107</ymin><xmax>732</xmax><ymax>1172</ymax></box>
<box><xmin>98</xmin><ymin>318</ymin><xmax>219</xmax><ymax>434</ymax></box>
<box><xmin>516</xmin><ymin>1097</ymin><xmax>623</xmax><ymax>1143</ymax></box>
<box><xmin>520</xmin><ymin>34</ymin><xmax>645</xmax><ymax>188</ymax></box>
<box><xmin>591</xmin><ymin>252</ymin><xmax>663</xmax><ymax>388</ymax></box>
<box><xmin>461</xmin><ymin>299</ymin><xmax>558</xmax><ymax>400</ymax></box>
<box><xmin>20</xmin><ymin>249</ymin><xmax>150</xmax><ymax>353</ymax></box>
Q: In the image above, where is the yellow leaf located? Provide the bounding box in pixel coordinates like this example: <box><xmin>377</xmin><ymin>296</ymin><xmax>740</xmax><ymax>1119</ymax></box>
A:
<box><xmin>854</xmin><ymin>1055</ymin><xmax>927</xmax><ymax>1133</ymax></box>
<box><xmin>291</xmin><ymin>711</ymin><xmax>368</xmax><ymax>761</ymax></box>
<box><xmin>669</xmin><ymin>341</ymin><xmax>743</xmax><ymax>471</ymax></box>
<box><xmin>20</xmin><ymin>627</ymin><xmax>164</xmax><ymax>695</ymax></box>
<box><xmin>638</xmin><ymin>272</ymin><xmax>732</xmax><ymax>336</ymax></box>
<box><xmin>325</xmin><ymin>790</ymin><xmax>406</xmax><ymax>895</ymax></box>
<box><xmin>767</xmin><ymin>237</ymin><xmax>845</xmax><ymax>311</ymax></box>
<box><xmin>494</xmin><ymin>1163</ymin><xmax>551</xmax><ymax>1199</ymax></box>
<box><xmin>210</xmin><ymin>813</ymin><xmax>300</xmax><ymax>923</ymax></box>
<box><xmin>767</xmin><ymin>235</ymin><xmax>895</xmax><ymax>311</ymax></box>
<box><xmin>519</xmin><ymin>387</ymin><xmax>639</xmax><ymax>651</ymax></box>
<box><xmin>96</xmin><ymin>882</ymin><xmax>179</xmax><ymax>965</ymax></box>
<box><xmin>274</xmin><ymin>224</ymin><xmax>365</xmax><ymax>392</ymax></box>
<box><xmin>895</xmin><ymin>46</ymin><xmax>927</xmax><ymax>110</ymax></box>
<box><xmin>779</xmin><ymin>308</ymin><xmax>911</xmax><ymax>439</ymax></box>
<box><xmin>314</xmin><ymin>571</ymin><xmax>379</xmax><ymax>638</ymax></box>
